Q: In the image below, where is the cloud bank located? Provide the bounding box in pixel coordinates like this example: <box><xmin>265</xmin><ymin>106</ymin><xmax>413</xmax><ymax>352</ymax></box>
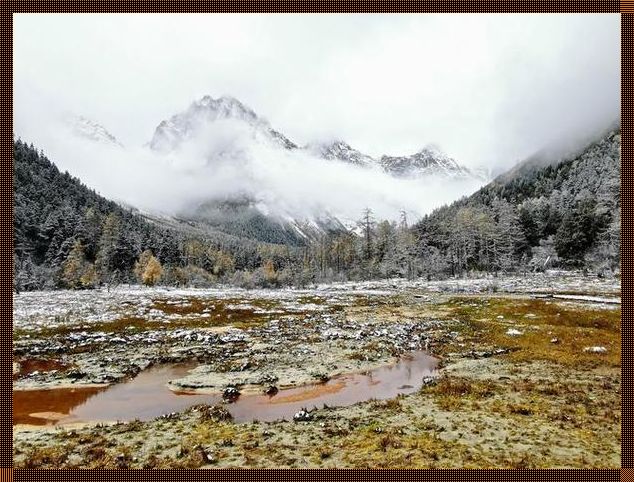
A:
<box><xmin>33</xmin><ymin>117</ymin><xmax>483</xmax><ymax>223</ymax></box>
<box><xmin>13</xmin><ymin>14</ymin><xmax>619</xmax><ymax>221</ymax></box>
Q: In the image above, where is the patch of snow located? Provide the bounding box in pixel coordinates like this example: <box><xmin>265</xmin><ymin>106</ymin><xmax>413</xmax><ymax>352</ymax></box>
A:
<box><xmin>583</xmin><ymin>346</ymin><xmax>608</xmax><ymax>353</ymax></box>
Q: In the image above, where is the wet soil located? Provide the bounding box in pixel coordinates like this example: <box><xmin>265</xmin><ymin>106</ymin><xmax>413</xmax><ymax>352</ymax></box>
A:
<box><xmin>13</xmin><ymin>273</ymin><xmax>621</xmax><ymax>468</ymax></box>
<box><xmin>14</xmin><ymin>352</ymin><xmax>437</xmax><ymax>426</ymax></box>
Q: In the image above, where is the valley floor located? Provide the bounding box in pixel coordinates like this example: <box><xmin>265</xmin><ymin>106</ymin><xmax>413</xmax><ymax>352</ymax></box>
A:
<box><xmin>13</xmin><ymin>272</ymin><xmax>621</xmax><ymax>468</ymax></box>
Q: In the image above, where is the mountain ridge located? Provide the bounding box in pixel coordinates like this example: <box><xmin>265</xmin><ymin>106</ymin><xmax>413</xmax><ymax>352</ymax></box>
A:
<box><xmin>147</xmin><ymin>95</ymin><xmax>485</xmax><ymax>181</ymax></box>
<box><xmin>149</xmin><ymin>95</ymin><xmax>297</xmax><ymax>152</ymax></box>
<box><xmin>65</xmin><ymin>115</ymin><xmax>123</xmax><ymax>148</ymax></box>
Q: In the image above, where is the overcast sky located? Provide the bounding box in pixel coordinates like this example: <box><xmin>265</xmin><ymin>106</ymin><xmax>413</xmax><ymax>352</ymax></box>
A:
<box><xmin>14</xmin><ymin>13</ymin><xmax>619</xmax><ymax>169</ymax></box>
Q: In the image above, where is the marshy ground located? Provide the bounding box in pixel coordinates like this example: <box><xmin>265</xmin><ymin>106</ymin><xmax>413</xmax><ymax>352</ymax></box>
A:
<box><xmin>13</xmin><ymin>272</ymin><xmax>620</xmax><ymax>468</ymax></box>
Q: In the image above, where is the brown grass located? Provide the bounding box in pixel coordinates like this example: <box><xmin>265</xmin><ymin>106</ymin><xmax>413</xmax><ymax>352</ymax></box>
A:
<box><xmin>440</xmin><ymin>297</ymin><xmax>621</xmax><ymax>368</ymax></box>
<box><xmin>426</xmin><ymin>376</ymin><xmax>498</xmax><ymax>410</ymax></box>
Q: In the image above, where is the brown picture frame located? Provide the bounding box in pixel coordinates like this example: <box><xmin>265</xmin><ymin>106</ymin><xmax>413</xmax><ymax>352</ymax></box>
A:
<box><xmin>2</xmin><ymin>3</ymin><xmax>628</xmax><ymax>479</ymax></box>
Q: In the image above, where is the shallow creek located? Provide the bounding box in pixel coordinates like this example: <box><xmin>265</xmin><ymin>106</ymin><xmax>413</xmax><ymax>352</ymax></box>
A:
<box><xmin>14</xmin><ymin>351</ymin><xmax>437</xmax><ymax>426</ymax></box>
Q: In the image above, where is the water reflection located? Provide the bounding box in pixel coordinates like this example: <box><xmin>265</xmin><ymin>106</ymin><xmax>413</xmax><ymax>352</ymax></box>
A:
<box><xmin>14</xmin><ymin>351</ymin><xmax>437</xmax><ymax>426</ymax></box>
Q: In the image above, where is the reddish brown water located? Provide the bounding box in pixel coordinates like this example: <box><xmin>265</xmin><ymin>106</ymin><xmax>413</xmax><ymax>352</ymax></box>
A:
<box><xmin>13</xmin><ymin>351</ymin><xmax>437</xmax><ymax>426</ymax></box>
<box><xmin>13</xmin><ymin>359</ymin><xmax>72</xmax><ymax>381</ymax></box>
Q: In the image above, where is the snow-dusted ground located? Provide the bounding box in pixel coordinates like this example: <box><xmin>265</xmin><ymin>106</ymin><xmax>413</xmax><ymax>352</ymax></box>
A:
<box><xmin>340</xmin><ymin>270</ymin><xmax>619</xmax><ymax>295</ymax></box>
<box><xmin>14</xmin><ymin>271</ymin><xmax>619</xmax><ymax>332</ymax></box>
<box><xmin>13</xmin><ymin>271</ymin><xmax>621</xmax><ymax>468</ymax></box>
<box><xmin>13</xmin><ymin>285</ymin><xmax>332</xmax><ymax>332</ymax></box>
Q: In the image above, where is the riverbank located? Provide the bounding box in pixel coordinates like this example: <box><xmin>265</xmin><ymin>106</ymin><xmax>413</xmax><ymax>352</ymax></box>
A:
<box><xmin>13</xmin><ymin>272</ymin><xmax>620</xmax><ymax>468</ymax></box>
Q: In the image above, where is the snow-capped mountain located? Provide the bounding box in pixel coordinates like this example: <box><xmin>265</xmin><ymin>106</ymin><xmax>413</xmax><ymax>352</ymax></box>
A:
<box><xmin>50</xmin><ymin>96</ymin><xmax>489</xmax><ymax>245</ymax></box>
<box><xmin>149</xmin><ymin>95</ymin><xmax>297</xmax><ymax>153</ymax></box>
<box><xmin>66</xmin><ymin>115</ymin><xmax>123</xmax><ymax>147</ymax></box>
<box><xmin>304</xmin><ymin>140</ymin><xmax>490</xmax><ymax>182</ymax></box>
<box><xmin>147</xmin><ymin>94</ymin><xmax>487</xmax><ymax>182</ymax></box>
<box><xmin>303</xmin><ymin>140</ymin><xmax>376</xmax><ymax>168</ymax></box>
<box><xmin>380</xmin><ymin>146</ymin><xmax>482</xmax><ymax>180</ymax></box>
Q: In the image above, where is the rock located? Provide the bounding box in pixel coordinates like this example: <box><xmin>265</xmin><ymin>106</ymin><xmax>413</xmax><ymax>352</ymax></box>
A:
<box><xmin>259</xmin><ymin>373</ymin><xmax>279</xmax><ymax>384</ymax></box>
<box><xmin>193</xmin><ymin>445</ymin><xmax>216</xmax><ymax>465</ymax></box>
<box><xmin>159</xmin><ymin>412</ymin><xmax>179</xmax><ymax>420</ymax></box>
<box><xmin>465</xmin><ymin>347</ymin><xmax>512</xmax><ymax>359</ymax></box>
<box><xmin>421</xmin><ymin>376</ymin><xmax>436</xmax><ymax>387</ymax></box>
<box><xmin>222</xmin><ymin>386</ymin><xmax>240</xmax><ymax>401</ymax></box>
<box><xmin>311</xmin><ymin>372</ymin><xmax>330</xmax><ymax>383</ymax></box>
<box><xmin>506</xmin><ymin>328</ymin><xmax>523</xmax><ymax>336</ymax></box>
<box><xmin>583</xmin><ymin>346</ymin><xmax>607</xmax><ymax>354</ymax></box>
<box><xmin>293</xmin><ymin>409</ymin><xmax>312</xmax><ymax>422</ymax></box>
<box><xmin>264</xmin><ymin>385</ymin><xmax>278</xmax><ymax>396</ymax></box>
<box><xmin>195</xmin><ymin>404</ymin><xmax>233</xmax><ymax>422</ymax></box>
<box><xmin>67</xmin><ymin>369</ymin><xmax>86</xmax><ymax>379</ymax></box>
<box><xmin>550</xmin><ymin>337</ymin><xmax>560</xmax><ymax>344</ymax></box>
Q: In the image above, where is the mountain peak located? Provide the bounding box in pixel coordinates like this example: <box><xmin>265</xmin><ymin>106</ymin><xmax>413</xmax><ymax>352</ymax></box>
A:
<box><xmin>416</xmin><ymin>144</ymin><xmax>443</xmax><ymax>156</ymax></box>
<box><xmin>146</xmin><ymin>94</ymin><xmax>484</xmax><ymax>182</ymax></box>
<box><xmin>194</xmin><ymin>95</ymin><xmax>259</xmax><ymax>123</ymax></box>
<box><xmin>149</xmin><ymin>95</ymin><xmax>297</xmax><ymax>152</ymax></box>
<box><xmin>380</xmin><ymin>146</ymin><xmax>478</xmax><ymax>179</ymax></box>
<box><xmin>65</xmin><ymin>114</ymin><xmax>123</xmax><ymax>147</ymax></box>
<box><xmin>304</xmin><ymin>139</ymin><xmax>376</xmax><ymax>168</ymax></box>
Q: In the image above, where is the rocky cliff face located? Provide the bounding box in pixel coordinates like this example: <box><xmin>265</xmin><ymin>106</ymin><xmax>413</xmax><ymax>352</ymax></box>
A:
<box><xmin>149</xmin><ymin>95</ymin><xmax>297</xmax><ymax>153</ymax></box>
<box><xmin>66</xmin><ymin>115</ymin><xmax>123</xmax><ymax>147</ymax></box>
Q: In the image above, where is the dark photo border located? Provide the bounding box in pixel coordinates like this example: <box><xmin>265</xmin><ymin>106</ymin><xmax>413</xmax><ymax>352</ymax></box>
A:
<box><xmin>1</xmin><ymin>3</ymin><xmax>628</xmax><ymax>480</ymax></box>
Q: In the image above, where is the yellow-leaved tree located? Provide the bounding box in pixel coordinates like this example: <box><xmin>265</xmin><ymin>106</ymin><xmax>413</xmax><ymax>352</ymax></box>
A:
<box><xmin>62</xmin><ymin>240</ymin><xmax>99</xmax><ymax>289</ymax></box>
<box><xmin>262</xmin><ymin>259</ymin><xmax>278</xmax><ymax>284</ymax></box>
<box><xmin>134</xmin><ymin>250</ymin><xmax>163</xmax><ymax>286</ymax></box>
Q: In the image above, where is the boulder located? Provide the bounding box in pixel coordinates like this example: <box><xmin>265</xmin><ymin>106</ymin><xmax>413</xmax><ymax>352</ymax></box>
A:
<box><xmin>222</xmin><ymin>386</ymin><xmax>240</xmax><ymax>401</ymax></box>
<box><xmin>293</xmin><ymin>409</ymin><xmax>312</xmax><ymax>422</ymax></box>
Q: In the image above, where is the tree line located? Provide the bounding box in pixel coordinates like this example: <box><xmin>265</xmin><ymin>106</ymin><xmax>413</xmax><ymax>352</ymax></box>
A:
<box><xmin>13</xmin><ymin>130</ymin><xmax>619</xmax><ymax>292</ymax></box>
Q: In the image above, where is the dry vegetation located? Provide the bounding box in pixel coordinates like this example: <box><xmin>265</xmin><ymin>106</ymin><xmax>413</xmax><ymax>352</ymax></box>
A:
<box><xmin>13</xmin><ymin>288</ymin><xmax>621</xmax><ymax>468</ymax></box>
<box><xmin>440</xmin><ymin>297</ymin><xmax>620</xmax><ymax>367</ymax></box>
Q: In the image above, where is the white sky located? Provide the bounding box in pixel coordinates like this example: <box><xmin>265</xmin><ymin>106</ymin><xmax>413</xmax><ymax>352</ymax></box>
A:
<box><xmin>13</xmin><ymin>13</ymin><xmax>620</xmax><ymax>170</ymax></box>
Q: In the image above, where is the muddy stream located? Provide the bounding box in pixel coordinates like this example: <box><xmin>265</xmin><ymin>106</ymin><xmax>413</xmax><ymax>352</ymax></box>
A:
<box><xmin>14</xmin><ymin>351</ymin><xmax>437</xmax><ymax>426</ymax></box>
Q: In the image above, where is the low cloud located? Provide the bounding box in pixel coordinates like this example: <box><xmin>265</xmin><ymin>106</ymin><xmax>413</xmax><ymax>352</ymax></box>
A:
<box><xmin>13</xmin><ymin>14</ymin><xmax>619</xmax><ymax>221</ymax></box>
<box><xmin>14</xmin><ymin>14</ymin><xmax>619</xmax><ymax>171</ymax></box>
<box><xmin>24</xmin><ymin>117</ymin><xmax>483</xmax><ymax>224</ymax></box>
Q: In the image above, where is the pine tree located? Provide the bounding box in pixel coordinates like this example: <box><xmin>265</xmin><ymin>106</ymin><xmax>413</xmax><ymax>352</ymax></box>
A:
<box><xmin>358</xmin><ymin>208</ymin><xmax>376</xmax><ymax>262</ymax></box>
<box><xmin>492</xmin><ymin>199</ymin><xmax>526</xmax><ymax>272</ymax></box>
<box><xmin>96</xmin><ymin>213</ymin><xmax>121</xmax><ymax>280</ymax></box>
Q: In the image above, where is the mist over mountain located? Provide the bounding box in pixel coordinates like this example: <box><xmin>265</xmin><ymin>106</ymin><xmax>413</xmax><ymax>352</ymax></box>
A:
<box><xmin>149</xmin><ymin>95</ymin><xmax>297</xmax><ymax>153</ymax></box>
<box><xmin>64</xmin><ymin>115</ymin><xmax>123</xmax><ymax>148</ymax></box>
<box><xmin>14</xmin><ymin>122</ymin><xmax>620</xmax><ymax>291</ymax></box>
<box><xmin>142</xmin><ymin>95</ymin><xmax>491</xmax><ymax>240</ymax></box>
<box><xmin>147</xmin><ymin>94</ymin><xmax>484</xmax><ymax>179</ymax></box>
<box><xmin>20</xmin><ymin>95</ymin><xmax>488</xmax><ymax>240</ymax></box>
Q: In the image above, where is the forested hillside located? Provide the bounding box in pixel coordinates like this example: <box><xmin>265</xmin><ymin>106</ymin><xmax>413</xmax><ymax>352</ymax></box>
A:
<box><xmin>412</xmin><ymin>129</ymin><xmax>620</xmax><ymax>275</ymax></box>
<box><xmin>13</xmin><ymin>139</ymin><xmax>304</xmax><ymax>290</ymax></box>
<box><xmin>13</xmin><ymin>128</ymin><xmax>620</xmax><ymax>291</ymax></box>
